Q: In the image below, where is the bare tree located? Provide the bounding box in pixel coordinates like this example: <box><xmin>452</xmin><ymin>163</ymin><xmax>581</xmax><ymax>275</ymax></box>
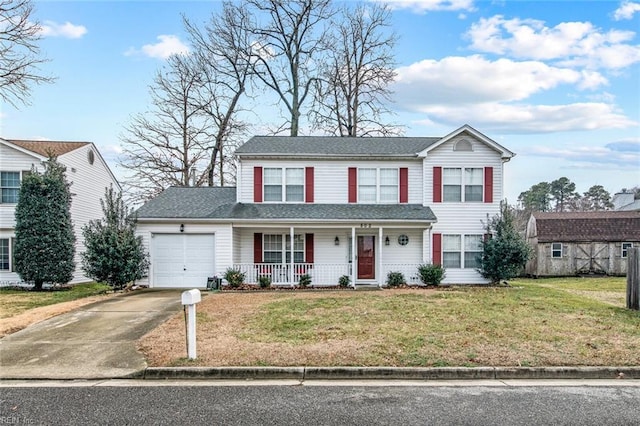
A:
<box><xmin>120</xmin><ymin>54</ymin><xmax>211</xmax><ymax>203</ymax></box>
<box><xmin>0</xmin><ymin>0</ymin><xmax>54</xmax><ymax>107</ymax></box>
<box><xmin>312</xmin><ymin>3</ymin><xmax>401</xmax><ymax>137</ymax></box>
<box><xmin>244</xmin><ymin>0</ymin><xmax>333</xmax><ymax>136</ymax></box>
<box><xmin>183</xmin><ymin>1</ymin><xmax>252</xmax><ymax>186</ymax></box>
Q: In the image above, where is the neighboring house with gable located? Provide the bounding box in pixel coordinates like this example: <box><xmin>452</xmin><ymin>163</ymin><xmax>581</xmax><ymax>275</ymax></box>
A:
<box><xmin>135</xmin><ymin>124</ymin><xmax>515</xmax><ymax>288</ymax></box>
<box><xmin>612</xmin><ymin>191</ymin><xmax>640</xmax><ymax>211</ymax></box>
<box><xmin>525</xmin><ymin>211</ymin><xmax>640</xmax><ymax>277</ymax></box>
<box><xmin>0</xmin><ymin>138</ymin><xmax>120</xmax><ymax>284</ymax></box>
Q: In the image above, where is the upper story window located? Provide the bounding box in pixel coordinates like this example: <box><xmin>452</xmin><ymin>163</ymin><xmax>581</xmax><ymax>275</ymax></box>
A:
<box><xmin>443</xmin><ymin>167</ymin><xmax>483</xmax><ymax>202</ymax></box>
<box><xmin>1</xmin><ymin>171</ymin><xmax>20</xmax><ymax>204</ymax></box>
<box><xmin>264</xmin><ymin>168</ymin><xmax>304</xmax><ymax>202</ymax></box>
<box><xmin>358</xmin><ymin>168</ymin><xmax>398</xmax><ymax>203</ymax></box>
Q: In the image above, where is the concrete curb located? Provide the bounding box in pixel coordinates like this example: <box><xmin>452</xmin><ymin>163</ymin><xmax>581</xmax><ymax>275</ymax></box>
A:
<box><xmin>142</xmin><ymin>366</ymin><xmax>640</xmax><ymax>381</ymax></box>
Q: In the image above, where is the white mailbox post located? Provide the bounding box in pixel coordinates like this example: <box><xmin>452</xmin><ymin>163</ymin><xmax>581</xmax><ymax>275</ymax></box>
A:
<box><xmin>181</xmin><ymin>289</ymin><xmax>201</xmax><ymax>359</ymax></box>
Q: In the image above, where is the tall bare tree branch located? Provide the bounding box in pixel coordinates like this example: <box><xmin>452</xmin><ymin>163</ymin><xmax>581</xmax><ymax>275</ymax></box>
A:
<box><xmin>312</xmin><ymin>3</ymin><xmax>401</xmax><ymax>137</ymax></box>
<box><xmin>0</xmin><ymin>0</ymin><xmax>55</xmax><ymax>107</ymax></box>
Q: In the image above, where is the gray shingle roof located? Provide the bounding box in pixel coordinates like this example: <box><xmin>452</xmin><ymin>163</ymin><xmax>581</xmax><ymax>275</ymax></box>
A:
<box><xmin>136</xmin><ymin>186</ymin><xmax>436</xmax><ymax>222</ymax></box>
<box><xmin>532</xmin><ymin>211</ymin><xmax>640</xmax><ymax>242</ymax></box>
<box><xmin>235</xmin><ymin>136</ymin><xmax>440</xmax><ymax>157</ymax></box>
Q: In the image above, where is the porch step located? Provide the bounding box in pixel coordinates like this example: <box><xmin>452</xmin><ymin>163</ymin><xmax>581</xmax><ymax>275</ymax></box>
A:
<box><xmin>354</xmin><ymin>284</ymin><xmax>382</xmax><ymax>291</ymax></box>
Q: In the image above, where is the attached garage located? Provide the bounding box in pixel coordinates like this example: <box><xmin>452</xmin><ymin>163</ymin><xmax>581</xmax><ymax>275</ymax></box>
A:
<box><xmin>151</xmin><ymin>234</ymin><xmax>216</xmax><ymax>288</ymax></box>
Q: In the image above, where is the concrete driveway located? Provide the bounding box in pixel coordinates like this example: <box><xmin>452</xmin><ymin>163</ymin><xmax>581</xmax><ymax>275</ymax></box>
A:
<box><xmin>0</xmin><ymin>290</ymin><xmax>184</xmax><ymax>379</ymax></box>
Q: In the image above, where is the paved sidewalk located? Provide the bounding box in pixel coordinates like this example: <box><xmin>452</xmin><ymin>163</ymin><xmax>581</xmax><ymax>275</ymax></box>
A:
<box><xmin>0</xmin><ymin>290</ymin><xmax>183</xmax><ymax>379</ymax></box>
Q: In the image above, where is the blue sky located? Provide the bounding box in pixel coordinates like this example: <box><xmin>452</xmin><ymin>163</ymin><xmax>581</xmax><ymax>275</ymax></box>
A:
<box><xmin>1</xmin><ymin>0</ymin><xmax>639</xmax><ymax>203</ymax></box>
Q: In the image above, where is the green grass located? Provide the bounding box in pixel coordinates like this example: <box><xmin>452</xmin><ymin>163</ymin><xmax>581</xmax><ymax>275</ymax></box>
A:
<box><xmin>236</xmin><ymin>277</ymin><xmax>639</xmax><ymax>366</ymax></box>
<box><xmin>0</xmin><ymin>282</ymin><xmax>111</xmax><ymax>319</ymax></box>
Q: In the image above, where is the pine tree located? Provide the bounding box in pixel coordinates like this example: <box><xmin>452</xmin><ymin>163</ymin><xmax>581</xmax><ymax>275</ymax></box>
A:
<box><xmin>81</xmin><ymin>186</ymin><xmax>149</xmax><ymax>289</ymax></box>
<box><xmin>478</xmin><ymin>202</ymin><xmax>531</xmax><ymax>284</ymax></box>
<box><xmin>14</xmin><ymin>158</ymin><xmax>75</xmax><ymax>290</ymax></box>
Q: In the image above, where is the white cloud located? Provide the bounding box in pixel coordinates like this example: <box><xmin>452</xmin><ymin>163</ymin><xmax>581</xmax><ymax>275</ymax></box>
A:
<box><xmin>39</xmin><ymin>21</ymin><xmax>87</xmax><ymax>39</ymax></box>
<box><xmin>466</xmin><ymin>15</ymin><xmax>640</xmax><ymax>70</ymax></box>
<box><xmin>613</xmin><ymin>1</ymin><xmax>640</xmax><ymax>20</ymax></box>
<box><xmin>393</xmin><ymin>55</ymin><xmax>607</xmax><ymax>107</ymax></box>
<box><xmin>125</xmin><ymin>35</ymin><xmax>189</xmax><ymax>59</ymax></box>
<box><xmin>376</xmin><ymin>0</ymin><xmax>475</xmax><ymax>13</ymax></box>
<box><xmin>412</xmin><ymin>102</ymin><xmax>637</xmax><ymax>133</ymax></box>
<box><xmin>523</xmin><ymin>140</ymin><xmax>640</xmax><ymax>169</ymax></box>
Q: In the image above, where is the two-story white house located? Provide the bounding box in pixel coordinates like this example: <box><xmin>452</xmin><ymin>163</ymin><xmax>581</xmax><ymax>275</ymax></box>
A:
<box><xmin>135</xmin><ymin>125</ymin><xmax>514</xmax><ymax>288</ymax></box>
<box><xmin>0</xmin><ymin>138</ymin><xmax>120</xmax><ymax>284</ymax></box>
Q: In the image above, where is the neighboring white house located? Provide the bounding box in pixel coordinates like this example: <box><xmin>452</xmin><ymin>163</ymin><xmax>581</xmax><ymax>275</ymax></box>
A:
<box><xmin>0</xmin><ymin>138</ymin><xmax>120</xmax><ymax>284</ymax></box>
<box><xmin>135</xmin><ymin>124</ymin><xmax>515</xmax><ymax>288</ymax></box>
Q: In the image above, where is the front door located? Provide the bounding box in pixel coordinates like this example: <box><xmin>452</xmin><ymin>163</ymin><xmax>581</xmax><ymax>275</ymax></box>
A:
<box><xmin>357</xmin><ymin>236</ymin><xmax>375</xmax><ymax>279</ymax></box>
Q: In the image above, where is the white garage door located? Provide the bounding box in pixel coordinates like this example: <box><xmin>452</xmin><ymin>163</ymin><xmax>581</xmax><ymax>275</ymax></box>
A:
<box><xmin>152</xmin><ymin>234</ymin><xmax>216</xmax><ymax>288</ymax></box>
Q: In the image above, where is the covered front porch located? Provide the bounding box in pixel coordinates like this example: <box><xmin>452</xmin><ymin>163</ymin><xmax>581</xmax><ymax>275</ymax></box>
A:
<box><xmin>231</xmin><ymin>224</ymin><xmax>432</xmax><ymax>288</ymax></box>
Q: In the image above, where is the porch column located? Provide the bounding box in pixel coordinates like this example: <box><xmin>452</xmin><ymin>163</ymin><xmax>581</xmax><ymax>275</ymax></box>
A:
<box><xmin>351</xmin><ymin>227</ymin><xmax>356</xmax><ymax>288</ymax></box>
<box><xmin>290</xmin><ymin>226</ymin><xmax>295</xmax><ymax>286</ymax></box>
<box><xmin>378</xmin><ymin>226</ymin><xmax>383</xmax><ymax>287</ymax></box>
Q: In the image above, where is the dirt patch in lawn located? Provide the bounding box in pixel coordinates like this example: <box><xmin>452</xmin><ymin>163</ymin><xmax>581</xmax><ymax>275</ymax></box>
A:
<box><xmin>0</xmin><ymin>293</ymin><xmax>114</xmax><ymax>338</ymax></box>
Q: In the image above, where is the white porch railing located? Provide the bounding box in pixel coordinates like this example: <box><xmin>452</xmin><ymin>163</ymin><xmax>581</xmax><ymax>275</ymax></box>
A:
<box><xmin>233</xmin><ymin>263</ymin><xmax>352</xmax><ymax>286</ymax></box>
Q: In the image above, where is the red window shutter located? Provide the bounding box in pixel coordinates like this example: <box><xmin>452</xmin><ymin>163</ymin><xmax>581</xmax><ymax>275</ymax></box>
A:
<box><xmin>348</xmin><ymin>167</ymin><xmax>357</xmax><ymax>203</ymax></box>
<box><xmin>484</xmin><ymin>167</ymin><xmax>493</xmax><ymax>203</ymax></box>
<box><xmin>253</xmin><ymin>167</ymin><xmax>263</xmax><ymax>203</ymax></box>
<box><xmin>399</xmin><ymin>168</ymin><xmax>408</xmax><ymax>203</ymax></box>
<box><xmin>253</xmin><ymin>233</ymin><xmax>263</xmax><ymax>263</ymax></box>
<box><xmin>305</xmin><ymin>233</ymin><xmax>314</xmax><ymax>263</ymax></box>
<box><xmin>305</xmin><ymin>167</ymin><xmax>314</xmax><ymax>203</ymax></box>
<box><xmin>432</xmin><ymin>233</ymin><xmax>442</xmax><ymax>266</ymax></box>
<box><xmin>433</xmin><ymin>167</ymin><xmax>442</xmax><ymax>203</ymax></box>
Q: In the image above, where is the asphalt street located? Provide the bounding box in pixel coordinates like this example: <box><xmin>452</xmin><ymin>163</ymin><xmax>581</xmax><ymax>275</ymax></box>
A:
<box><xmin>1</xmin><ymin>383</ymin><xmax>639</xmax><ymax>425</ymax></box>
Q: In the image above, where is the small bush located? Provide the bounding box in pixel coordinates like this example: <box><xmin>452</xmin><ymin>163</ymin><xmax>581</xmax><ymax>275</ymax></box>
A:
<box><xmin>386</xmin><ymin>271</ymin><xmax>405</xmax><ymax>287</ymax></box>
<box><xmin>258</xmin><ymin>275</ymin><xmax>271</xmax><ymax>289</ymax></box>
<box><xmin>338</xmin><ymin>275</ymin><xmax>351</xmax><ymax>288</ymax></box>
<box><xmin>224</xmin><ymin>268</ymin><xmax>245</xmax><ymax>288</ymax></box>
<box><xmin>299</xmin><ymin>274</ymin><xmax>312</xmax><ymax>288</ymax></box>
<box><xmin>418</xmin><ymin>264</ymin><xmax>446</xmax><ymax>286</ymax></box>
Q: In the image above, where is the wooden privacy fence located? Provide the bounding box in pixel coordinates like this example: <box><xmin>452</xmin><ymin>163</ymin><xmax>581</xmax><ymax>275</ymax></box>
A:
<box><xmin>627</xmin><ymin>247</ymin><xmax>639</xmax><ymax>310</ymax></box>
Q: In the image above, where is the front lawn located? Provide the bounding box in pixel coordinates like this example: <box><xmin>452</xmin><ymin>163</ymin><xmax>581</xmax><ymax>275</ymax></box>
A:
<box><xmin>0</xmin><ymin>282</ymin><xmax>111</xmax><ymax>319</ymax></box>
<box><xmin>139</xmin><ymin>277</ymin><xmax>640</xmax><ymax>367</ymax></box>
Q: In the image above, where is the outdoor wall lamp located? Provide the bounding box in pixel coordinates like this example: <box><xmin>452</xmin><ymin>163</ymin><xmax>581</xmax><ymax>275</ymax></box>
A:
<box><xmin>180</xmin><ymin>224</ymin><xmax>184</xmax><ymax>233</ymax></box>
<box><xmin>385</xmin><ymin>236</ymin><xmax>390</xmax><ymax>246</ymax></box>
<box><xmin>334</xmin><ymin>236</ymin><xmax>340</xmax><ymax>246</ymax></box>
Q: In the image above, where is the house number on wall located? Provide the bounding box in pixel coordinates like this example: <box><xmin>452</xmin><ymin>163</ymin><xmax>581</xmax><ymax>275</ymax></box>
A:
<box><xmin>360</xmin><ymin>223</ymin><xmax>372</xmax><ymax>228</ymax></box>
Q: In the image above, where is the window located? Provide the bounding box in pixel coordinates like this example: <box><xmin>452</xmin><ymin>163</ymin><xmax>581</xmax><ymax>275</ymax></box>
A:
<box><xmin>442</xmin><ymin>167</ymin><xmax>483</xmax><ymax>202</ymax></box>
<box><xmin>622</xmin><ymin>242</ymin><xmax>633</xmax><ymax>258</ymax></box>
<box><xmin>551</xmin><ymin>243</ymin><xmax>563</xmax><ymax>258</ymax></box>
<box><xmin>464</xmin><ymin>235</ymin><xmax>483</xmax><ymax>268</ymax></box>
<box><xmin>0</xmin><ymin>238</ymin><xmax>9</xmax><ymax>271</ymax></box>
<box><xmin>263</xmin><ymin>168</ymin><xmax>304</xmax><ymax>202</ymax></box>
<box><xmin>465</xmin><ymin>169</ymin><xmax>483</xmax><ymax>202</ymax></box>
<box><xmin>443</xmin><ymin>168</ymin><xmax>461</xmax><ymax>202</ymax></box>
<box><xmin>358</xmin><ymin>168</ymin><xmax>399</xmax><ymax>203</ymax></box>
<box><xmin>264</xmin><ymin>234</ymin><xmax>305</xmax><ymax>263</ymax></box>
<box><xmin>443</xmin><ymin>235</ymin><xmax>461</xmax><ymax>268</ymax></box>
<box><xmin>263</xmin><ymin>234</ymin><xmax>283</xmax><ymax>263</ymax></box>
<box><xmin>1</xmin><ymin>172</ymin><xmax>20</xmax><ymax>204</ymax></box>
